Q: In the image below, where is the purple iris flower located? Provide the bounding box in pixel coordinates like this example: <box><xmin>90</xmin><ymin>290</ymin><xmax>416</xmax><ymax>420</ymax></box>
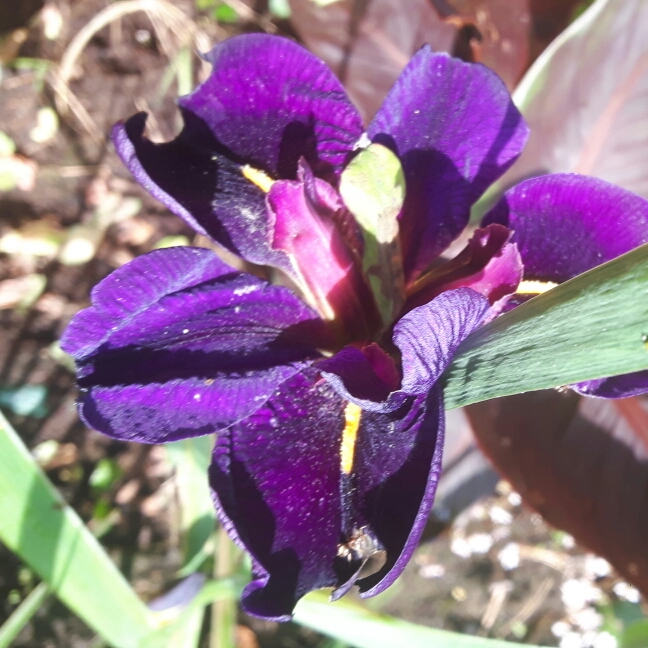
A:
<box><xmin>61</xmin><ymin>34</ymin><xmax>648</xmax><ymax>620</ymax></box>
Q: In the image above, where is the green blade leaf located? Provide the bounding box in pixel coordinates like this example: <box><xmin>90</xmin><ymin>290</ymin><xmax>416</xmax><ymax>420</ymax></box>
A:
<box><xmin>0</xmin><ymin>582</ymin><xmax>51</xmax><ymax>648</ymax></box>
<box><xmin>294</xmin><ymin>591</ymin><xmax>537</xmax><ymax>648</ymax></box>
<box><xmin>165</xmin><ymin>436</ymin><xmax>216</xmax><ymax>569</ymax></box>
<box><xmin>444</xmin><ymin>242</ymin><xmax>648</xmax><ymax>409</ymax></box>
<box><xmin>0</xmin><ymin>409</ymin><xmax>156</xmax><ymax>648</ymax></box>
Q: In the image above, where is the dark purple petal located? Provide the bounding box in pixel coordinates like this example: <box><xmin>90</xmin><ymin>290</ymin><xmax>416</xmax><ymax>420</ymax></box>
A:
<box><xmin>573</xmin><ymin>372</ymin><xmax>648</xmax><ymax>399</ymax></box>
<box><xmin>320</xmin><ymin>288</ymin><xmax>490</xmax><ymax>412</ymax></box>
<box><xmin>210</xmin><ymin>369</ymin><xmax>345</xmax><ymax>621</ymax></box>
<box><xmin>483</xmin><ymin>174</ymin><xmax>648</xmax><ymax>283</ymax></box>
<box><xmin>396</xmin><ymin>288</ymin><xmax>490</xmax><ymax>393</ymax></box>
<box><xmin>180</xmin><ymin>34</ymin><xmax>364</xmax><ymax>180</ymax></box>
<box><xmin>354</xmin><ymin>384</ymin><xmax>444</xmax><ymax>597</ymax></box>
<box><xmin>209</xmin><ymin>369</ymin><xmax>445</xmax><ymax>618</ymax></box>
<box><xmin>61</xmin><ymin>247</ymin><xmax>328</xmax><ymax>443</ymax></box>
<box><xmin>317</xmin><ymin>346</ymin><xmax>395</xmax><ymax>404</ymax></box>
<box><xmin>112</xmin><ymin>114</ymin><xmax>294</xmax><ymax>274</ymax></box>
<box><xmin>368</xmin><ymin>47</ymin><xmax>528</xmax><ymax>282</ymax></box>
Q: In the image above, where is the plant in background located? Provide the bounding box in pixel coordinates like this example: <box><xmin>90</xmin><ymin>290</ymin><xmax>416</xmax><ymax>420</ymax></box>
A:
<box><xmin>60</xmin><ymin>33</ymin><xmax>648</xmax><ymax>620</ymax></box>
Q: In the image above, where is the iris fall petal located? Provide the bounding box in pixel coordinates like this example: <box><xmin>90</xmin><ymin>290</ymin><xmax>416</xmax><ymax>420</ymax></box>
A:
<box><xmin>61</xmin><ymin>247</ymin><xmax>328</xmax><ymax>443</ymax></box>
<box><xmin>483</xmin><ymin>174</ymin><xmax>648</xmax><ymax>283</ymax></box>
<box><xmin>209</xmin><ymin>368</ymin><xmax>445</xmax><ymax>618</ymax></box>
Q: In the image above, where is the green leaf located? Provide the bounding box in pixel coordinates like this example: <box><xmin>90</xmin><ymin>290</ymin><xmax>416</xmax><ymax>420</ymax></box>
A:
<box><xmin>0</xmin><ymin>385</ymin><xmax>48</xmax><ymax>417</ymax></box>
<box><xmin>0</xmin><ymin>131</ymin><xmax>16</xmax><ymax>157</ymax></box>
<box><xmin>153</xmin><ymin>235</ymin><xmax>191</xmax><ymax>249</ymax></box>
<box><xmin>269</xmin><ymin>0</ymin><xmax>291</xmax><ymax>19</ymax></box>
<box><xmin>214</xmin><ymin>3</ymin><xmax>238</xmax><ymax>23</ymax></box>
<box><xmin>0</xmin><ymin>581</ymin><xmax>51</xmax><ymax>648</ymax></box>
<box><xmin>294</xmin><ymin>591</ymin><xmax>538</xmax><ymax>648</ymax></box>
<box><xmin>0</xmin><ymin>409</ymin><xmax>157</xmax><ymax>648</ymax></box>
<box><xmin>444</xmin><ymin>242</ymin><xmax>648</xmax><ymax>409</ymax></box>
<box><xmin>623</xmin><ymin>619</ymin><xmax>648</xmax><ymax>648</ymax></box>
<box><xmin>89</xmin><ymin>458</ymin><xmax>122</xmax><ymax>491</ymax></box>
<box><xmin>165</xmin><ymin>436</ymin><xmax>216</xmax><ymax>568</ymax></box>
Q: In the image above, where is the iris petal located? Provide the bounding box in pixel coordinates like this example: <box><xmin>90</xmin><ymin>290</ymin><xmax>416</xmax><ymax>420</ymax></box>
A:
<box><xmin>353</xmin><ymin>385</ymin><xmax>444</xmax><ymax>597</ymax></box>
<box><xmin>319</xmin><ymin>288</ymin><xmax>490</xmax><ymax>412</ymax></box>
<box><xmin>112</xmin><ymin>113</ymin><xmax>294</xmax><ymax>275</ymax></box>
<box><xmin>208</xmin><ymin>368</ymin><xmax>445</xmax><ymax>618</ymax></box>
<box><xmin>483</xmin><ymin>173</ymin><xmax>648</xmax><ymax>283</ymax></box>
<box><xmin>61</xmin><ymin>247</ymin><xmax>328</xmax><ymax>443</ymax></box>
<box><xmin>209</xmin><ymin>369</ymin><xmax>345</xmax><ymax>621</ymax></box>
<box><xmin>180</xmin><ymin>34</ymin><xmax>364</xmax><ymax>179</ymax></box>
<box><xmin>368</xmin><ymin>47</ymin><xmax>528</xmax><ymax>283</ymax></box>
<box><xmin>573</xmin><ymin>372</ymin><xmax>648</xmax><ymax>399</ymax></box>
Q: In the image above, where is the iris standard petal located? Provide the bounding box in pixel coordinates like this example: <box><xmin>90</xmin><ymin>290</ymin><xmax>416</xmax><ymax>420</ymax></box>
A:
<box><xmin>180</xmin><ymin>34</ymin><xmax>364</xmax><ymax>180</ymax></box>
<box><xmin>483</xmin><ymin>174</ymin><xmax>648</xmax><ymax>283</ymax></box>
<box><xmin>319</xmin><ymin>288</ymin><xmax>490</xmax><ymax>412</ymax></box>
<box><xmin>112</xmin><ymin>113</ymin><xmax>294</xmax><ymax>275</ymax></box>
<box><xmin>61</xmin><ymin>247</ymin><xmax>328</xmax><ymax>443</ymax></box>
<box><xmin>209</xmin><ymin>368</ymin><xmax>445</xmax><ymax>618</ymax></box>
<box><xmin>367</xmin><ymin>47</ymin><xmax>528</xmax><ymax>282</ymax></box>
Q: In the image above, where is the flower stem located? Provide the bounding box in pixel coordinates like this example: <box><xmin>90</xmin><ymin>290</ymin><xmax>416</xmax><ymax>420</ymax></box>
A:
<box><xmin>210</xmin><ymin>526</ymin><xmax>236</xmax><ymax>648</ymax></box>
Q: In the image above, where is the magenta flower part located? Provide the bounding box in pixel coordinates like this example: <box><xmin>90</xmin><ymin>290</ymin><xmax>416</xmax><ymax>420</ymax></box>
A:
<box><xmin>61</xmin><ymin>34</ymin><xmax>648</xmax><ymax>620</ymax></box>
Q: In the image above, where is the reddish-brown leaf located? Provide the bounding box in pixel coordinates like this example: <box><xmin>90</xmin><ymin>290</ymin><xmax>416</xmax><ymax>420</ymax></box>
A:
<box><xmin>288</xmin><ymin>0</ymin><xmax>457</xmax><ymax>122</ymax></box>
<box><xmin>466</xmin><ymin>391</ymin><xmax>648</xmax><ymax>595</ymax></box>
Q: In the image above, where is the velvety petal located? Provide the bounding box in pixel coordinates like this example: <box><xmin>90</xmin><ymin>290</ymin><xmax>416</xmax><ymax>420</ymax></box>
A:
<box><xmin>209</xmin><ymin>368</ymin><xmax>445</xmax><ymax>618</ymax></box>
<box><xmin>483</xmin><ymin>174</ymin><xmax>648</xmax><ymax>283</ymax></box>
<box><xmin>353</xmin><ymin>384</ymin><xmax>444</xmax><ymax>597</ymax></box>
<box><xmin>180</xmin><ymin>34</ymin><xmax>364</xmax><ymax>180</ymax></box>
<box><xmin>112</xmin><ymin>114</ymin><xmax>293</xmax><ymax>274</ymax></box>
<box><xmin>317</xmin><ymin>346</ymin><xmax>395</xmax><ymax>404</ymax></box>
<box><xmin>396</xmin><ymin>288</ymin><xmax>490</xmax><ymax>394</ymax></box>
<box><xmin>320</xmin><ymin>288</ymin><xmax>490</xmax><ymax>412</ymax></box>
<box><xmin>209</xmin><ymin>369</ymin><xmax>345</xmax><ymax>621</ymax></box>
<box><xmin>61</xmin><ymin>247</ymin><xmax>328</xmax><ymax>443</ymax></box>
<box><xmin>573</xmin><ymin>372</ymin><xmax>648</xmax><ymax>399</ymax></box>
<box><xmin>269</xmin><ymin>161</ymin><xmax>376</xmax><ymax>341</ymax></box>
<box><xmin>367</xmin><ymin>47</ymin><xmax>528</xmax><ymax>282</ymax></box>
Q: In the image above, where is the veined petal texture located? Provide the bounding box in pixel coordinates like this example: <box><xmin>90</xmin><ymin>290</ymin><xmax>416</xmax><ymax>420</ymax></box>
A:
<box><xmin>180</xmin><ymin>34</ymin><xmax>364</xmax><ymax>179</ymax></box>
<box><xmin>484</xmin><ymin>173</ymin><xmax>648</xmax><ymax>282</ymax></box>
<box><xmin>61</xmin><ymin>247</ymin><xmax>328</xmax><ymax>442</ymax></box>
<box><xmin>368</xmin><ymin>47</ymin><xmax>528</xmax><ymax>282</ymax></box>
<box><xmin>209</xmin><ymin>369</ymin><xmax>445</xmax><ymax>618</ymax></box>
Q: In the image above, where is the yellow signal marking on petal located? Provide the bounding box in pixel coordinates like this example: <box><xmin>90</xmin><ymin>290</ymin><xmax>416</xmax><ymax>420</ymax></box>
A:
<box><xmin>518</xmin><ymin>280</ymin><xmax>559</xmax><ymax>295</ymax></box>
<box><xmin>340</xmin><ymin>403</ymin><xmax>362</xmax><ymax>475</ymax></box>
<box><xmin>241</xmin><ymin>165</ymin><xmax>275</xmax><ymax>193</ymax></box>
